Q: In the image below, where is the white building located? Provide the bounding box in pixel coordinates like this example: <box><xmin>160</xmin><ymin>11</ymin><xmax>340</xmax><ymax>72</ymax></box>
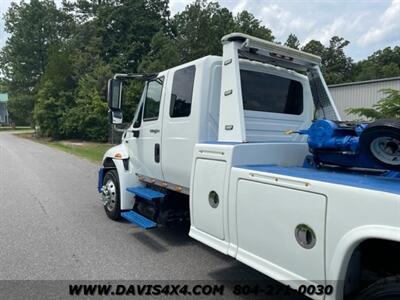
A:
<box><xmin>0</xmin><ymin>93</ymin><xmax>9</xmax><ymax>125</ymax></box>
<box><xmin>329</xmin><ymin>77</ymin><xmax>400</xmax><ymax>121</ymax></box>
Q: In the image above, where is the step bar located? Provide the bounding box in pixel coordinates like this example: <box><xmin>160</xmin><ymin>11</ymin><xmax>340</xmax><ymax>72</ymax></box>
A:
<box><xmin>121</xmin><ymin>211</ymin><xmax>157</xmax><ymax>229</ymax></box>
<box><xmin>126</xmin><ymin>186</ymin><xmax>165</xmax><ymax>201</ymax></box>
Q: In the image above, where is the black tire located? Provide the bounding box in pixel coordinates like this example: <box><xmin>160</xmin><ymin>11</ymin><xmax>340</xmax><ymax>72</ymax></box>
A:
<box><xmin>359</xmin><ymin>119</ymin><xmax>400</xmax><ymax>171</ymax></box>
<box><xmin>103</xmin><ymin>169</ymin><xmax>121</xmax><ymax>220</ymax></box>
<box><xmin>354</xmin><ymin>276</ymin><xmax>400</xmax><ymax>300</ymax></box>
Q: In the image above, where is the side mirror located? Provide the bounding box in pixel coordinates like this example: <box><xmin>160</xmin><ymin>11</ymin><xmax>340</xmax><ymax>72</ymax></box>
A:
<box><xmin>108</xmin><ymin>110</ymin><xmax>123</xmax><ymax>124</ymax></box>
<box><xmin>107</xmin><ymin>79</ymin><xmax>122</xmax><ymax>110</ymax></box>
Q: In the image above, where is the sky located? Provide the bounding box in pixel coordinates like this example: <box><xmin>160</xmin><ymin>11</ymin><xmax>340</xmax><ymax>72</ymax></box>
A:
<box><xmin>1</xmin><ymin>0</ymin><xmax>399</xmax><ymax>61</ymax></box>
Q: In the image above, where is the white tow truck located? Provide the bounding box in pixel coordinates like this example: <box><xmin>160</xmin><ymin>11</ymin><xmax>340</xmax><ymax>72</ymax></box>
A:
<box><xmin>99</xmin><ymin>33</ymin><xmax>400</xmax><ymax>300</ymax></box>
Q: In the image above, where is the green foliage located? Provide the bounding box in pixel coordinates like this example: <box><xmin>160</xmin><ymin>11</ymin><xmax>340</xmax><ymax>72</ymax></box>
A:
<box><xmin>7</xmin><ymin>93</ymin><xmax>35</xmax><ymax>125</ymax></box>
<box><xmin>0</xmin><ymin>0</ymin><xmax>73</xmax><ymax>125</ymax></box>
<box><xmin>285</xmin><ymin>33</ymin><xmax>300</xmax><ymax>49</ymax></box>
<box><xmin>302</xmin><ymin>40</ymin><xmax>326</xmax><ymax>57</ymax></box>
<box><xmin>323</xmin><ymin>36</ymin><xmax>353</xmax><ymax>84</ymax></box>
<box><xmin>234</xmin><ymin>11</ymin><xmax>274</xmax><ymax>41</ymax></box>
<box><xmin>121</xmin><ymin>81</ymin><xmax>145</xmax><ymax>124</ymax></box>
<box><xmin>62</xmin><ymin>63</ymin><xmax>111</xmax><ymax>141</ymax></box>
<box><xmin>352</xmin><ymin>47</ymin><xmax>400</xmax><ymax>81</ymax></box>
<box><xmin>34</xmin><ymin>48</ymin><xmax>74</xmax><ymax>138</ymax></box>
<box><xmin>172</xmin><ymin>0</ymin><xmax>272</xmax><ymax>62</ymax></box>
<box><xmin>302</xmin><ymin>37</ymin><xmax>353</xmax><ymax>84</ymax></box>
<box><xmin>346</xmin><ymin>89</ymin><xmax>400</xmax><ymax>120</ymax></box>
<box><xmin>172</xmin><ymin>0</ymin><xmax>235</xmax><ymax>61</ymax></box>
<box><xmin>139</xmin><ymin>31</ymin><xmax>180</xmax><ymax>73</ymax></box>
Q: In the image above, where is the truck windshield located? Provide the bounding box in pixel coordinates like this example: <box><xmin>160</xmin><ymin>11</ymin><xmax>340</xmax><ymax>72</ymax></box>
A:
<box><xmin>240</xmin><ymin>70</ymin><xmax>303</xmax><ymax>115</ymax></box>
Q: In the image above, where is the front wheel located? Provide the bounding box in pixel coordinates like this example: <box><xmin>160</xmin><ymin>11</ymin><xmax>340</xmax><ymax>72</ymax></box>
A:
<box><xmin>102</xmin><ymin>169</ymin><xmax>121</xmax><ymax>220</ymax></box>
<box><xmin>354</xmin><ymin>276</ymin><xmax>400</xmax><ymax>300</ymax></box>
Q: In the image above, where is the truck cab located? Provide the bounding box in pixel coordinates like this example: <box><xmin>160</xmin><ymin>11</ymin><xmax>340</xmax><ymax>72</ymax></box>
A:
<box><xmin>99</xmin><ymin>33</ymin><xmax>400</xmax><ymax>300</ymax></box>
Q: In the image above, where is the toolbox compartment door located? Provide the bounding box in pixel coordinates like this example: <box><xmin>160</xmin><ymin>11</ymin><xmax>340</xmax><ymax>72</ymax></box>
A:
<box><xmin>236</xmin><ymin>179</ymin><xmax>326</xmax><ymax>282</ymax></box>
<box><xmin>191</xmin><ymin>159</ymin><xmax>226</xmax><ymax>240</ymax></box>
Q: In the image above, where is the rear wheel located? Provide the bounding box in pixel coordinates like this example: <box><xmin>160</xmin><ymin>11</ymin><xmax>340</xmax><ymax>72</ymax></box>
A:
<box><xmin>102</xmin><ymin>169</ymin><xmax>121</xmax><ymax>220</ymax></box>
<box><xmin>360</xmin><ymin>120</ymin><xmax>400</xmax><ymax>171</ymax></box>
<box><xmin>354</xmin><ymin>276</ymin><xmax>400</xmax><ymax>300</ymax></box>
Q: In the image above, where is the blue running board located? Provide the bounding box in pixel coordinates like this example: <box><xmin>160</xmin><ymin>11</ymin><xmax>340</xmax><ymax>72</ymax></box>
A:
<box><xmin>126</xmin><ymin>186</ymin><xmax>165</xmax><ymax>201</ymax></box>
<box><xmin>121</xmin><ymin>211</ymin><xmax>157</xmax><ymax>229</ymax></box>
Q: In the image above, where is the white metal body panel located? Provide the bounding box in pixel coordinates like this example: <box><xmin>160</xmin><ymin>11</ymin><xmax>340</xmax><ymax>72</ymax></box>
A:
<box><xmin>323</xmin><ymin>186</ymin><xmax>400</xmax><ymax>299</ymax></box>
<box><xmin>235</xmin><ymin>179</ymin><xmax>326</xmax><ymax>282</ymax></box>
<box><xmin>192</xmin><ymin>159</ymin><xmax>226</xmax><ymax>239</ymax></box>
<box><xmin>218</xmin><ymin>41</ymin><xmax>247</xmax><ymax>142</ymax></box>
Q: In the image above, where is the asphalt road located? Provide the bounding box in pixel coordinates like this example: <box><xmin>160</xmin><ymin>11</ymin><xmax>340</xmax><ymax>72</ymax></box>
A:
<box><xmin>0</xmin><ymin>132</ymin><xmax>307</xmax><ymax>299</ymax></box>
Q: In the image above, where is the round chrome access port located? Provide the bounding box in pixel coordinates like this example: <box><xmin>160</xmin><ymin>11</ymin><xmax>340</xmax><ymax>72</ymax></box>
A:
<box><xmin>208</xmin><ymin>191</ymin><xmax>219</xmax><ymax>208</ymax></box>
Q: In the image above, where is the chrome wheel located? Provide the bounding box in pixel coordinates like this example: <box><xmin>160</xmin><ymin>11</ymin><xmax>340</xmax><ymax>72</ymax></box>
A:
<box><xmin>102</xmin><ymin>179</ymin><xmax>117</xmax><ymax>211</ymax></box>
<box><xmin>370</xmin><ymin>136</ymin><xmax>400</xmax><ymax>166</ymax></box>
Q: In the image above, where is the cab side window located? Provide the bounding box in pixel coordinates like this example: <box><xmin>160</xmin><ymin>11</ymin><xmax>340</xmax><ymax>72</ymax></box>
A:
<box><xmin>170</xmin><ymin>66</ymin><xmax>195</xmax><ymax>118</ymax></box>
<box><xmin>143</xmin><ymin>77</ymin><xmax>164</xmax><ymax>121</ymax></box>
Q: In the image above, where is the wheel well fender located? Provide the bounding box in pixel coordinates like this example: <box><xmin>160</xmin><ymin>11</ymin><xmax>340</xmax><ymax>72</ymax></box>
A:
<box><xmin>102</xmin><ymin>144</ymin><xmax>129</xmax><ymax>165</ymax></box>
<box><xmin>327</xmin><ymin>225</ymin><xmax>400</xmax><ymax>299</ymax></box>
<box><xmin>103</xmin><ymin>157</ymin><xmax>116</xmax><ymax>169</ymax></box>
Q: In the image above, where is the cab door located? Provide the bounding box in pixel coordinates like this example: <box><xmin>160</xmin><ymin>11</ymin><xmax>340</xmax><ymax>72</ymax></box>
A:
<box><xmin>135</xmin><ymin>76</ymin><xmax>166</xmax><ymax>181</ymax></box>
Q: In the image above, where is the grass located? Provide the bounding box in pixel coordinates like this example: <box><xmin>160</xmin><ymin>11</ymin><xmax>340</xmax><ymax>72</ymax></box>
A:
<box><xmin>0</xmin><ymin>126</ymin><xmax>33</xmax><ymax>132</ymax></box>
<box><xmin>17</xmin><ymin>133</ymin><xmax>112</xmax><ymax>163</ymax></box>
<box><xmin>45</xmin><ymin>141</ymin><xmax>112</xmax><ymax>163</ymax></box>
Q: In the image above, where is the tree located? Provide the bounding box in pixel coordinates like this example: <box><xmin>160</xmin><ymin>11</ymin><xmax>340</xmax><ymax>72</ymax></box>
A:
<box><xmin>62</xmin><ymin>63</ymin><xmax>111</xmax><ymax>141</ymax></box>
<box><xmin>352</xmin><ymin>46</ymin><xmax>400</xmax><ymax>81</ymax></box>
<box><xmin>102</xmin><ymin>0</ymin><xmax>170</xmax><ymax>72</ymax></box>
<box><xmin>323</xmin><ymin>36</ymin><xmax>353</xmax><ymax>84</ymax></box>
<box><xmin>285</xmin><ymin>33</ymin><xmax>300</xmax><ymax>49</ymax></box>
<box><xmin>173</xmin><ymin>0</ymin><xmax>235</xmax><ymax>61</ymax></box>
<box><xmin>302</xmin><ymin>40</ymin><xmax>326</xmax><ymax>57</ymax></box>
<box><xmin>139</xmin><ymin>31</ymin><xmax>180</xmax><ymax>73</ymax></box>
<box><xmin>234</xmin><ymin>11</ymin><xmax>274</xmax><ymax>41</ymax></box>
<box><xmin>346</xmin><ymin>89</ymin><xmax>400</xmax><ymax>120</ymax></box>
<box><xmin>34</xmin><ymin>47</ymin><xmax>75</xmax><ymax>138</ymax></box>
<box><xmin>302</xmin><ymin>37</ymin><xmax>353</xmax><ymax>84</ymax></box>
<box><xmin>0</xmin><ymin>0</ymin><xmax>73</xmax><ymax>125</ymax></box>
<box><xmin>172</xmin><ymin>0</ymin><xmax>274</xmax><ymax>62</ymax></box>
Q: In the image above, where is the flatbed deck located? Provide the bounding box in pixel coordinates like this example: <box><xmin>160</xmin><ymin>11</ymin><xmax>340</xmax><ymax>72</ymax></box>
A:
<box><xmin>238</xmin><ymin>164</ymin><xmax>400</xmax><ymax>195</ymax></box>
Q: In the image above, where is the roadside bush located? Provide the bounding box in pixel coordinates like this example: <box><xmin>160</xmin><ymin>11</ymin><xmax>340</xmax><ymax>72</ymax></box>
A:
<box><xmin>34</xmin><ymin>49</ymin><xmax>75</xmax><ymax>138</ymax></box>
<box><xmin>62</xmin><ymin>64</ymin><xmax>110</xmax><ymax>141</ymax></box>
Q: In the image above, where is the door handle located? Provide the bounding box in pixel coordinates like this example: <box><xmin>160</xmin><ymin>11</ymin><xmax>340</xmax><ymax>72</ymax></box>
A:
<box><xmin>150</xmin><ymin>129</ymin><xmax>160</xmax><ymax>134</ymax></box>
<box><xmin>154</xmin><ymin>143</ymin><xmax>160</xmax><ymax>163</ymax></box>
